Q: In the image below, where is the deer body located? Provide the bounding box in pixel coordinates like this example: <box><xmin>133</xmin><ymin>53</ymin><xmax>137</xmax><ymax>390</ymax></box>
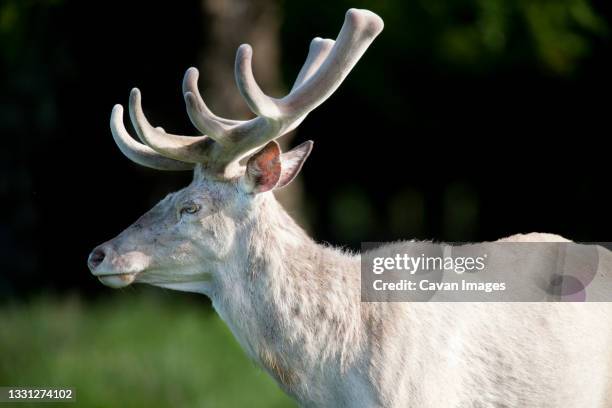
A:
<box><xmin>88</xmin><ymin>9</ymin><xmax>612</xmax><ymax>407</ymax></box>
<box><xmin>201</xmin><ymin>190</ymin><xmax>612</xmax><ymax>407</ymax></box>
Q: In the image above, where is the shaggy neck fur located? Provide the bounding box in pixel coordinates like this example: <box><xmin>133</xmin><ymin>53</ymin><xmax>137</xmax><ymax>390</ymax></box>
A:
<box><xmin>211</xmin><ymin>192</ymin><xmax>364</xmax><ymax>403</ymax></box>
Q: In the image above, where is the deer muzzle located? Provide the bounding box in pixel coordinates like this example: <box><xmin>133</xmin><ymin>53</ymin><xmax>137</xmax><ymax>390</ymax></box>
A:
<box><xmin>88</xmin><ymin>243</ymin><xmax>151</xmax><ymax>288</ymax></box>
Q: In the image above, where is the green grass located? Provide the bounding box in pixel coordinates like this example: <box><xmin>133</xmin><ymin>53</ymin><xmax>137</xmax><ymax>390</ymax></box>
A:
<box><xmin>0</xmin><ymin>290</ymin><xmax>295</xmax><ymax>408</ymax></box>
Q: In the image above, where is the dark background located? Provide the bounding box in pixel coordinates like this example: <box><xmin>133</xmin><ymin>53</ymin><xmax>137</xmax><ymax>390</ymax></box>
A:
<box><xmin>2</xmin><ymin>0</ymin><xmax>611</xmax><ymax>298</ymax></box>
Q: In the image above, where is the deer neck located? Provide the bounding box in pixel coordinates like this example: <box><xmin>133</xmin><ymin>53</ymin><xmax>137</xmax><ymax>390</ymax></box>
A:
<box><xmin>212</xmin><ymin>193</ymin><xmax>363</xmax><ymax>393</ymax></box>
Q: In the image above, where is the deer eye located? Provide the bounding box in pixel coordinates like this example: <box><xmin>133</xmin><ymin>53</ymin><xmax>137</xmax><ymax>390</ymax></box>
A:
<box><xmin>180</xmin><ymin>202</ymin><xmax>201</xmax><ymax>216</ymax></box>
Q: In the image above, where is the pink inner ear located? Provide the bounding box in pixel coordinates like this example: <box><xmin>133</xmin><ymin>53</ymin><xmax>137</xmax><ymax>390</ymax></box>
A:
<box><xmin>246</xmin><ymin>141</ymin><xmax>282</xmax><ymax>193</ymax></box>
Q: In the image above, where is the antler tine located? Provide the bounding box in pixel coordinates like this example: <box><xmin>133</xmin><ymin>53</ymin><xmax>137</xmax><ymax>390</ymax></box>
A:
<box><xmin>110</xmin><ymin>105</ymin><xmax>194</xmax><ymax>171</ymax></box>
<box><xmin>279</xmin><ymin>37</ymin><xmax>335</xmax><ymax>135</ymax></box>
<box><xmin>234</xmin><ymin>44</ymin><xmax>283</xmax><ymax>119</ymax></box>
<box><xmin>182</xmin><ymin>67</ymin><xmax>241</xmax><ymax>141</ymax></box>
<box><xmin>128</xmin><ymin>88</ymin><xmax>214</xmax><ymax>164</ymax></box>
<box><xmin>291</xmin><ymin>37</ymin><xmax>335</xmax><ymax>92</ymax></box>
<box><xmin>281</xmin><ymin>9</ymin><xmax>383</xmax><ymax>114</ymax></box>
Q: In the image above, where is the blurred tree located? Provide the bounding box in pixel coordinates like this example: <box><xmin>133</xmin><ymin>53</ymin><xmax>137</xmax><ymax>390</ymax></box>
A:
<box><xmin>198</xmin><ymin>0</ymin><xmax>308</xmax><ymax>224</ymax></box>
<box><xmin>198</xmin><ymin>0</ymin><xmax>282</xmax><ymax>117</ymax></box>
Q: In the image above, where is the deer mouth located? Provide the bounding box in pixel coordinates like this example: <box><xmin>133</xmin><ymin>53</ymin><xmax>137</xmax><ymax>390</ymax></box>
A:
<box><xmin>96</xmin><ymin>272</ymin><xmax>138</xmax><ymax>289</ymax></box>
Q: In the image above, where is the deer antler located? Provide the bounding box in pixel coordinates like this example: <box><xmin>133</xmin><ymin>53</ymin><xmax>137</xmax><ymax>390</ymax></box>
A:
<box><xmin>110</xmin><ymin>8</ymin><xmax>384</xmax><ymax>176</ymax></box>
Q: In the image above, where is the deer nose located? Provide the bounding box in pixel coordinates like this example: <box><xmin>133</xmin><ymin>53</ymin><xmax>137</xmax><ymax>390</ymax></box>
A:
<box><xmin>88</xmin><ymin>246</ymin><xmax>107</xmax><ymax>270</ymax></box>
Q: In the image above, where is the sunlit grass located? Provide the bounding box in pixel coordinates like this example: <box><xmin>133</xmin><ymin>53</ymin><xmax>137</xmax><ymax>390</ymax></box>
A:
<box><xmin>0</xmin><ymin>289</ymin><xmax>295</xmax><ymax>407</ymax></box>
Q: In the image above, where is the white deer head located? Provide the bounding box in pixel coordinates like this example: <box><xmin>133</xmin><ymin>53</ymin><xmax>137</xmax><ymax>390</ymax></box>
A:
<box><xmin>88</xmin><ymin>9</ymin><xmax>384</xmax><ymax>293</ymax></box>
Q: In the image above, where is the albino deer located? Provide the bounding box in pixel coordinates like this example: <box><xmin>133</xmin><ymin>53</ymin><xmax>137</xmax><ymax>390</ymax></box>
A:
<box><xmin>88</xmin><ymin>9</ymin><xmax>612</xmax><ymax>407</ymax></box>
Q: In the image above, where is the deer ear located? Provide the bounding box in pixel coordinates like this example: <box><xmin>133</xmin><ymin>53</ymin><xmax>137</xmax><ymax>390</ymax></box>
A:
<box><xmin>276</xmin><ymin>141</ymin><xmax>313</xmax><ymax>189</ymax></box>
<box><xmin>244</xmin><ymin>141</ymin><xmax>282</xmax><ymax>193</ymax></box>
